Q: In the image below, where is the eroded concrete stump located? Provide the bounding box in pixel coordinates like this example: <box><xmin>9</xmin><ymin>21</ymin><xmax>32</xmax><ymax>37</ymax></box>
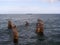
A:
<box><xmin>36</xmin><ymin>19</ymin><xmax>44</xmax><ymax>35</ymax></box>
<box><xmin>8</xmin><ymin>20</ymin><xmax>12</xmax><ymax>29</ymax></box>
<box><xmin>25</xmin><ymin>21</ymin><xmax>29</xmax><ymax>27</ymax></box>
<box><xmin>8</xmin><ymin>20</ymin><xmax>18</xmax><ymax>45</ymax></box>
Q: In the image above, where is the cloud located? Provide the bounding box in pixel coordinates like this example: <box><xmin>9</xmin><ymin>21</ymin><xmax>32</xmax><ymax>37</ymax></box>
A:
<box><xmin>0</xmin><ymin>0</ymin><xmax>32</xmax><ymax>1</ymax></box>
<box><xmin>37</xmin><ymin>0</ymin><xmax>59</xmax><ymax>3</ymax></box>
<box><xmin>0</xmin><ymin>6</ymin><xmax>60</xmax><ymax>14</ymax></box>
<box><xmin>0</xmin><ymin>0</ymin><xmax>59</xmax><ymax>2</ymax></box>
<box><xmin>0</xmin><ymin>0</ymin><xmax>60</xmax><ymax>14</ymax></box>
<box><xmin>0</xmin><ymin>0</ymin><xmax>60</xmax><ymax>3</ymax></box>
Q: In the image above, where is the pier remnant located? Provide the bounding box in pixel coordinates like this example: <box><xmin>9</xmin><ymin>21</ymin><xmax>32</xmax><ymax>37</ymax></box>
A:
<box><xmin>36</xmin><ymin>19</ymin><xmax>44</xmax><ymax>35</ymax></box>
<box><xmin>8</xmin><ymin>20</ymin><xmax>18</xmax><ymax>45</ymax></box>
<box><xmin>25</xmin><ymin>21</ymin><xmax>29</xmax><ymax>27</ymax></box>
<box><xmin>8</xmin><ymin>20</ymin><xmax>12</xmax><ymax>29</ymax></box>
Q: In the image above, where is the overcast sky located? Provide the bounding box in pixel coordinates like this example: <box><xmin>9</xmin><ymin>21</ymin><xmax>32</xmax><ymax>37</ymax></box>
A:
<box><xmin>0</xmin><ymin>0</ymin><xmax>60</xmax><ymax>14</ymax></box>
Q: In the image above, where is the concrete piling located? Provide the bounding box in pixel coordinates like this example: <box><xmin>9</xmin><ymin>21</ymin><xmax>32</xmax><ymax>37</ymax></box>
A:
<box><xmin>8</xmin><ymin>20</ymin><xmax>18</xmax><ymax>45</ymax></box>
<box><xmin>36</xmin><ymin>19</ymin><xmax>44</xmax><ymax>35</ymax></box>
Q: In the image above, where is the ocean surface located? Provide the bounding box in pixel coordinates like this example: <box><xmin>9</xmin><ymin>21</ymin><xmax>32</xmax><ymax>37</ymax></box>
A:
<box><xmin>0</xmin><ymin>14</ymin><xmax>60</xmax><ymax>45</ymax></box>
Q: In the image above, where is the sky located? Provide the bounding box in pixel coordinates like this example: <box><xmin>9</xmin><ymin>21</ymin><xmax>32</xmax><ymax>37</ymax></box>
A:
<box><xmin>0</xmin><ymin>0</ymin><xmax>60</xmax><ymax>14</ymax></box>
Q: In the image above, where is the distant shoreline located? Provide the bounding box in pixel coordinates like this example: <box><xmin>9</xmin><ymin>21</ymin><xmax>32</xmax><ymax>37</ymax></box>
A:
<box><xmin>0</xmin><ymin>13</ymin><xmax>60</xmax><ymax>15</ymax></box>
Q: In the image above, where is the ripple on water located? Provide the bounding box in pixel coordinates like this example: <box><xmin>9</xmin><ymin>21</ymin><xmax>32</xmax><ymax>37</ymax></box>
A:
<box><xmin>0</xmin><ymin>14</ymin><xmax>60</xmax><ymax>45</ymax></box>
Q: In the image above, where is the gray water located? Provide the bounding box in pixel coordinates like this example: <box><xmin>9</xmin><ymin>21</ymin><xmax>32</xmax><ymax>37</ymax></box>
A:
<box><xmin>0</xmin><ymin>14</ymin><xmax>60</xmax><ymax>45</ymax></box>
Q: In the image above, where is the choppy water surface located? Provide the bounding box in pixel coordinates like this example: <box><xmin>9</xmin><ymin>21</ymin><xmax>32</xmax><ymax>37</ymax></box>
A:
<box><xmin>0</xmin><ymin>14</ymin><xmax>60</xmax><ymax>45</ymax></box>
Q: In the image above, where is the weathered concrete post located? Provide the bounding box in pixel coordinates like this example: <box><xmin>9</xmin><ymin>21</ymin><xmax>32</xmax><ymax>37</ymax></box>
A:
<box><xmin>36</xmin><ymin>19</ymin><xmax>44</xmax><ymax>35</ymax></box>
<box><xmin>8</xmin><ymin>20</ymin><xmax>18</xmax><ymax>45</ymax></box>
<box><xmin>8</xmin><ymin>20</ymin><xmax>12</xmax><ymax>29</ymax></box>
<box><xmin>25</xmin><ymin>21</ymin><xmax>29</xmax><ymax>27</ymax></box>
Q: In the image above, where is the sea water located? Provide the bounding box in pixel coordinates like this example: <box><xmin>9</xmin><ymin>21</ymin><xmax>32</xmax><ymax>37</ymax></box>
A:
<box><xmin>0</xmin><ymin>14</ymin><xmax>60</xmax><ymax>45</ymax></box>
